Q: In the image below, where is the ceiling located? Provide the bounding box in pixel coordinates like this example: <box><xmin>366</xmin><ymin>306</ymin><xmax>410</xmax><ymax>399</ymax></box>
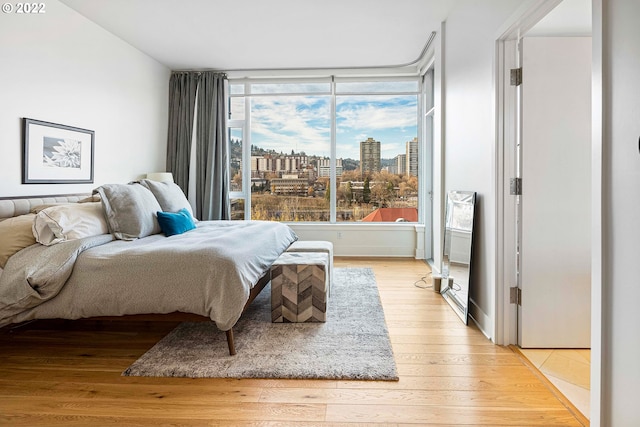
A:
<box><xmin>59</xmin><ymin>0</ymin><xmax>458</xmax><ymax>71</ymax></box>
<box><xmin>527</xmin><ymin>0</ymin><xmax>591</xmax><ymax>37</ymax></box>
<box><xmin>59</xmin><ymin>0</ymin><xmax>592</xmax><ymax>72</ymax></box>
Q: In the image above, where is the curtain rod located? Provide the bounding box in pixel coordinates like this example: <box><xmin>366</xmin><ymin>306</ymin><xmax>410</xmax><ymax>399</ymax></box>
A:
<box><xmin>172</xmin><ymin>31</ymin><xmax>436</xmax><ymax>74</ymax></box>
<box><xmin>171</xmin><ymin>71</ymin><xmax>227</xmax><ymax>77</ymax></box>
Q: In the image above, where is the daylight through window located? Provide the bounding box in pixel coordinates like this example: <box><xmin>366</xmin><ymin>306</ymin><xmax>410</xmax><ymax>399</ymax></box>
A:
<box><xmin>228</xmin><ymin>78</ymin><xmax>420</xmax><ymax>223</ymax></box>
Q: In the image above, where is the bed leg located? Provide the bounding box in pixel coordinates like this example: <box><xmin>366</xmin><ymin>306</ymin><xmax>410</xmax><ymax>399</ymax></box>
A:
<box><xmin>226</xmin><ymin>329</ymin><xmax>236</xmax><ymax>356</ymax></box>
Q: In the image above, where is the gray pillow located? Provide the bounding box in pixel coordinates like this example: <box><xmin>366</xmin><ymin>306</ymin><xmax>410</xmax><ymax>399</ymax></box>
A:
<box><xmin>139</xmin><ymin>179</ymin><xmax>195</xmax><ymax>218</ymax></box>
<box><xmin>94</xmin><ymin>183</ymin><xmax>162</xmax><ymax>240</ymax></box>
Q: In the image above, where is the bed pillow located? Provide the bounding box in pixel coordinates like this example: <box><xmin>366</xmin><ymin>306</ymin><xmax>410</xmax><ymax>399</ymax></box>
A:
<box><xmin>157</xmin><ymin>208</ymin><xmax>196</xmax><ymax>237</ymax></box>
<box><xmin>139</xmin><ymin>179</ymin><xmax>195</xmax><ymax>220</ymax></box>
<box><xmin>32</xmin><ymin>202</ymin><xmax>109</xmax><ymax>246</ymax></box>
<box><xmin>95</xmin><ymin>183</ymin><xmax>162</xmax><ymax>240</ymax></box>
<box><xmin>0</xmin><ymin>214</ymin><xmax>37</xmax><ymax>268</ymax></box>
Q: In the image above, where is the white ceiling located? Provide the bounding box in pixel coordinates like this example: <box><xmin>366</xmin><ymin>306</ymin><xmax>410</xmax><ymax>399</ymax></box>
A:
<box><xmin>59</xmin><ymin>0</ymin><xmax>458</xmax><ymax>71</ymax></box>
<box><xmin>527</xmin><ymin>0</ymin><xmax>592</xmax><ymax>37</ymax></box>
<box><xmin>59</xmin><ymin>0</ymin><xmax>592</xmax><ymax>72</ymax></box>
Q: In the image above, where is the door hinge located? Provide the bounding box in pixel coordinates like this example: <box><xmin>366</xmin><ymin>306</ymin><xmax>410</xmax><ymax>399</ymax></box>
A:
<box><xmin>510</xmin><ymin>287</ymin><xmax>522</xmax><ymax>305</ymax></box>
<box><xmin>510</xmin><ymin>178</ymin><xmax>522</xmax><ymax>195</ymax></box>
<box><xmin>510</xmin><ymin>67</ymin><xmax>523</xmax><ymax>86</ymax></box>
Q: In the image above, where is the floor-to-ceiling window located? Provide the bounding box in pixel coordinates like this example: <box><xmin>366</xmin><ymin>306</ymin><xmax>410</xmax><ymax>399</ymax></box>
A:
<box><xmin>228</xmin><ymin>77</ymin><xmax>421</xmax><ymax>224</ymax></box>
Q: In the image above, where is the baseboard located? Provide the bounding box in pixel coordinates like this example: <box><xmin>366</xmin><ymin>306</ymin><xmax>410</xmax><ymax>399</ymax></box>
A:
<box><xmin>468</xmin><ymin>297</ymin><xmax>492</xmax><ymax>341</ymax></box>
<box><xmin>334</xmin><ymin>246</ymin><xmax>416</xmax><ymax>257</ymax></box>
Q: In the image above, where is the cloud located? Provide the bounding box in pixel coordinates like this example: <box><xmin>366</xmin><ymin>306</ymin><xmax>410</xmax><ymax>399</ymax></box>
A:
<box><xmin>336</xmin><ymin>95</ymin><xmax>417</xmax><ymax>132</ymax></box>
<box><xmin>248</xmin><ymin>93</ymin><xmax>418</xmax><ymax>160</ymax></box>
<box><xmin>251</xmin><ymin>96</ymin><xmax>331</xmax><ymax>154</ymax></box>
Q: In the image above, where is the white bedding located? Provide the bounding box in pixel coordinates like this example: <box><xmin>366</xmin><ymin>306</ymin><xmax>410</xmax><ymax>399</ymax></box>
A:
<box><xmin>0</xmin><ymin>220</ymin><xmax>297</xmax><ymax>331</ymax></box>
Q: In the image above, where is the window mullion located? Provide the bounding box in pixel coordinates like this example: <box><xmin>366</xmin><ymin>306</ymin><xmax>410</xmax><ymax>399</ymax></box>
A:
<box><xmin>243</xmin><ymin>83</ymin><xmax>251</xmax><ymax>219</ymax></box>
<box><xmin>330</xmin><ymin>76</ymin><xmax>337</xmax><ymax>223</ymax></box>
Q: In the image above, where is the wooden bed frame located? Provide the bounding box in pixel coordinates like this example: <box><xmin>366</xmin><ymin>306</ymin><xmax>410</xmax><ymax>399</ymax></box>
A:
<box><xmin>225</xmin><ymin>273</ymin><xmax>270</xmax><ymax>355</ymax></box>
<box><xmin>0</xmin><ymin>193</ymin><xmax>272</xmax><ymax>356</ymax></box>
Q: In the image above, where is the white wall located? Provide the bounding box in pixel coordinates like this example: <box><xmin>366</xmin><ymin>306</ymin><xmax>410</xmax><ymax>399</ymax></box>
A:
<box><xmin>0</xmin><ymin>0</ymin><xmax>170</xmax><ymax>197</ymax></box>
<box><xmin>290</xmin><ymin>224</ymin><xmax>423</xmax><ymax>258</ymax></box>
<box><xmin>442</xmin><ymin>0</ymin><xmax>527</xmax><ymax>335</ymax></box>
<box><xmin>602</xmin><ymin>0</ymin><xmax>640</xmax><ymax>424</ymax></box>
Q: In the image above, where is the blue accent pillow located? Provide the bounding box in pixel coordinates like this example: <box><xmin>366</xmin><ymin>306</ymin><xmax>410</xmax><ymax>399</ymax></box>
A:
<box><xmin>156</xmin><ymin>208</ymin><xmax>196</xmax><ymax>237</ymax></box>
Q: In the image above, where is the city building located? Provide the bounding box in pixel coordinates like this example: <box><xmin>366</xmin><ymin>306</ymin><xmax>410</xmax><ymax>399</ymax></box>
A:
<box><xmin>360</xmin><ymin>137</ymin><xmax>380</xmax><ymax>174</ymax></box>
<box><xmin>270</xmin><ymin>174</ymin><xmax>309</xmax><ymax>196</ymax></box>
<box><xmin>317</xmin><ymin>158</ymin><xmax>343</xmax><ymax>177</ymax></box>
<box><xmin>251</xmin><ymin>154</ymin><xmax>309</xmax><ymax>177</ymax></box>
<box><xmin>406</xmin><ymin>137</ymin><xmax>418</xmax><ymax>177</ymax></box>
<box><xmin>393</xmin><ymin>153</ymin><xmax>407</xmax><ymax>175</ymax></box>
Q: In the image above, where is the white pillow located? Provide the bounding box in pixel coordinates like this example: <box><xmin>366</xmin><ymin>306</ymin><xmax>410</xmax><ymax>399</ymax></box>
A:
<box><xmin>95</xmin><ymin>183</ymin><xmax>162</xmax><ymax>240</ymax></box>
<box><xmin>139</xmin><ymin>179</ymin><xmax>195</xmax><ymax>219</ymax></box>
<box><xmin>0</xmin><ymin>214</ymin><xmax>37</xmax><ymax>267</ymax></box>
<box><xmin>32</xmin><ymin>202</ymin><xmax>109</xmax><ymax>246</ymax></box>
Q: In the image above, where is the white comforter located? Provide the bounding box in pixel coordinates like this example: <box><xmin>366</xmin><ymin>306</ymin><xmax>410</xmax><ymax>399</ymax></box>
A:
<box><xmin>0</xmin><ymin>220</ymin><xmax>297</xmax><ymax>331</ymax></box>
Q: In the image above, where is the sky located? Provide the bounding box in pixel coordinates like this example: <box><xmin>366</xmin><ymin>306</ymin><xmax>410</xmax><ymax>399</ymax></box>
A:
<box><xmin>244</xmin><ymin>93</ymin><xmax>418</xmax><ymax>160</ymax></box>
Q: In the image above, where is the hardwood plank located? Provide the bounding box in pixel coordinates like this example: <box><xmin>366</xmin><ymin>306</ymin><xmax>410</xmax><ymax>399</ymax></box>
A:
<box><xmin>259</xmin><ymin>387</ymin><xmax>568</xmax><ymax>409</ymax></box>
<box><xmin>0</xmin><ymin>397</ymin><xmax>326</xmax><ymax>422</ymax></box>
<box><xmin>389</xmin><ymin>334</ymin><xmax>494</xmax><ymax>345</ymax></box>
<box><xmin>393</xmin><ymin>352</ymin><xmax>523</xmax><ymax>366</ymax></box>
<box><xmin>391</xmin><ymin>343</ymin><xmax>513</xmax><ymax>355</ymax></box>
<box><xmin>325</xmin><ymin>404</ymin><xmax>583</xmax><ymax>426</ymax></box>
<box><xmin>0</xmin><ymin>380</ymin><xmax>264</xmax><ymax>403</ymax></box>
<box><xmin>334</xmin><ymin>376</ymin><xmax>552</xmax><ymax>392</ymax></box>
<box><xmin>396</xmin><ymin>364</ymin><xmax>534</xmax><ymax>377</ymax></box>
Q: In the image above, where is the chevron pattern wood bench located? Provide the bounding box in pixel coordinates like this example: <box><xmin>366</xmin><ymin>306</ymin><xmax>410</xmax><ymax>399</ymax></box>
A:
<box><xmin>270</xmin><ymin>252</ymin><xmax>329</xmax><ymax>323</ymax></box>
<box><xmin>285</xmin><ymin>240</ymin><xmax>333</xmax><ymax>296</ymax></box>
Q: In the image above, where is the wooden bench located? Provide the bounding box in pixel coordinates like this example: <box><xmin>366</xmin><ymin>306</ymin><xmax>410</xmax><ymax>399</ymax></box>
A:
<box><xmin>270</xmin><ymin>252</ymin><xmax>329</xmax><ymax>323</ymax></box>
<box><xmin>285</xmin><ymin>240</ymin><xmax>334</xmax><ymax>296</ymax></box>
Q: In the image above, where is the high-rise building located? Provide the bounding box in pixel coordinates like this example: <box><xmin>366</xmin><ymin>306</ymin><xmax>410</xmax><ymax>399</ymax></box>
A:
<box><xmin>395</xmin><ymin>154</ymin><xmax>407</xmax><ymax>175</ymax></box>
<box><xmin>406</xmin><ymin>137</ymin><xmax>418</xmax><ymax>177</ymax></box>
<box><xmin>360</xmin><ymin>137</ymin><xmax>381</xmax><ymax>174</ymax></box>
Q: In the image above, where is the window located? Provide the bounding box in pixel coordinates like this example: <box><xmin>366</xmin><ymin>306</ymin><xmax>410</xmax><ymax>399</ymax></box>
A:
<box><xmin>249</xmin><ymin>94</ymin><xmax>331</xmax><ymax>221</ymax></box>
<box><xmin>229</xmin><ymin>77</ymin><xmax>420</xmax><ymax>223</ymax></box>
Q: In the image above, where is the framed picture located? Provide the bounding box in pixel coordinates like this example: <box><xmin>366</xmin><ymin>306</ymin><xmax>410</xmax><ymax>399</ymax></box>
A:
<box><xmin>23</xmin><ymin>118</ymin><xmax>95</xmax><ymax>184</ymax></box>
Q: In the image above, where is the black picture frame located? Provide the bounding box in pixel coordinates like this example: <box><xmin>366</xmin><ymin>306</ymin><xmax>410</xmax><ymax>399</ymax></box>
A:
<box><xmin>22</xmin><ymin>118</ymin><xmax>94</xmax><ymax>184</ymax></box>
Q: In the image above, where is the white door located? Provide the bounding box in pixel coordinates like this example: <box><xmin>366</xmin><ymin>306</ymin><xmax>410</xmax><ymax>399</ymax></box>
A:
<box><xmin>518</xmin><ymin>36</ymin><xmax>591</xmax><ymax>348</ymax></box>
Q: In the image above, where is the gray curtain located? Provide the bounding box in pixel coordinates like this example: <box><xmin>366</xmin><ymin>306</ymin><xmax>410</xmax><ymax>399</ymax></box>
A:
<box><xmin>166</xmin><ymin>72</ymin><xmax>198</xmax><ymax>193</ymax></box>
<box><xmin>195</xmin><ymin>72</ymin><xmax>230</xmax><ymax>220</ymax></box>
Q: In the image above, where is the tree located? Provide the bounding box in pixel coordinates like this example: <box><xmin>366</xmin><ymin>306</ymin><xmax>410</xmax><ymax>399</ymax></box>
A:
<box><xmin>345</xmin><ymin>181</ymin><xmax>353</xmax><ymax>205</ymax></box>
<box><xmin>340</xmin><ymin>170</ymin><xmax>360</xmax><ymax>183</ymax></box>
<box><xmin>363</xmin><ymin>177</ymin><xmax>371</xmax><ymax>203</ymax></box>
<box><xmin>232</xmin><ymin>172</ymin><xmax>242</xmax><ymax>188</ymax></box>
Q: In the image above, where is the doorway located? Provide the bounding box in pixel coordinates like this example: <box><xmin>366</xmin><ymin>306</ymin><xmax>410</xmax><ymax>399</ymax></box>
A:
<box><xmin>495</xmin><ymin>0</ymin><xmax>594</xmax><ymax>421</ymax></box>
<box><xmin>517</xmin><ymin>34</ymin><xmax>592</xmax><ymax>419</ymax></box>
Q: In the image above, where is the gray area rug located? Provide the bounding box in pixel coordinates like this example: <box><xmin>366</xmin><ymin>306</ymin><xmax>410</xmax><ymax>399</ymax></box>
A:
<box><xmin>123</xmin><ymin>267</ymin><xmax>398</xmax><ymax>380</ymax></box>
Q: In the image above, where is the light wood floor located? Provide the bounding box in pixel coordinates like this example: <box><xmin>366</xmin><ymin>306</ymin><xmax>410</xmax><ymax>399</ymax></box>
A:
<box><xmin>520</xmin><ymin>348</ymin><xmax>591</xmax><ymax>419</ymax></box>
<box><xmin>0</xmin><ymin>258</ymin><xmax>586</xmax><ymax>426</ymax></box>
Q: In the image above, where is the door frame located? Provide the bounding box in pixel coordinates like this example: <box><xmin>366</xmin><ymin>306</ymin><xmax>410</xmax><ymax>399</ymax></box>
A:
<box><xmin>493</xmin><ymin>0</ymin><xmax>603</xmax><ymax>423</ymax></box>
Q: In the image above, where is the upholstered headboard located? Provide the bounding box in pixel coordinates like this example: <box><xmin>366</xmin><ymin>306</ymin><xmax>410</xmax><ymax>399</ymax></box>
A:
<box><xmin>0</xmin><ymin>194</ymin><xmax>90</xmax><ymax>220</ymax></box>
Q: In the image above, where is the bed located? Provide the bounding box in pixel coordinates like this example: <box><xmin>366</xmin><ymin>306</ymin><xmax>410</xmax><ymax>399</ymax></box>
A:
<box><xmin>0</xmin><ymin>181</ymin><xmax>298</xmax><ymax>355</ymax></box>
